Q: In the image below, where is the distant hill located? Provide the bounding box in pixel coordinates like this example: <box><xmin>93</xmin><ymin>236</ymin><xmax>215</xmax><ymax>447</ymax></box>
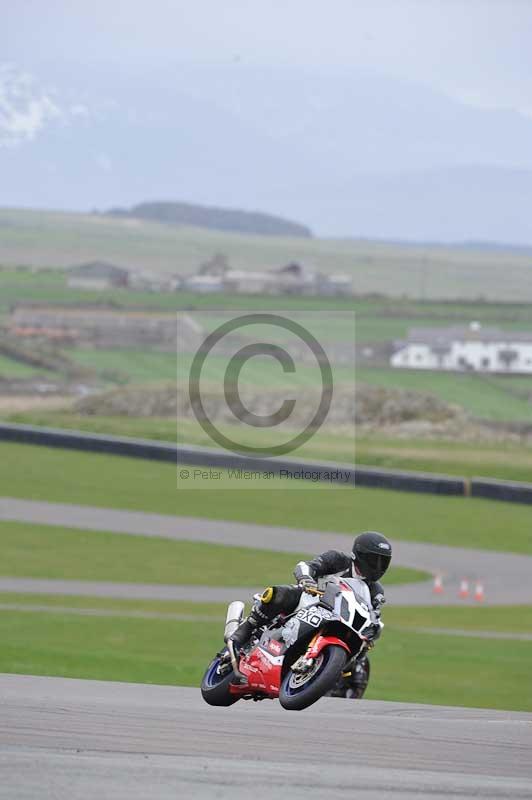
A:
<box><xmin>105</xmin><ymin>201</ymin><xmax>312</xmax><ymax>239</ymax></box>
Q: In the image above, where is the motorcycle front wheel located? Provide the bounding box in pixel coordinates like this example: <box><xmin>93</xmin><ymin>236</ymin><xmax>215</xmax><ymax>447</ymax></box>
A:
<box><xmin>279</xmin><ymin>645</ymin><xmax>348</xmax><ymax>711</ymax></box>
<box><xmin>200</xmin><ymin>653</ymin><xmax>239</xmax><ymax>706</ymax></box>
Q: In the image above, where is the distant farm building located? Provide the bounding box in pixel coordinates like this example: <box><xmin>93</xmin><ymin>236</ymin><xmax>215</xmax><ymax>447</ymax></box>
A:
<box><xmin>67</xmin><ymin>262</ymin><xmax>130</xmax><ymax>290</ymax></box>
<box><xmin>391</xmin><ymin>323</ymin><xmax>532</xmax><ymax>374</ymax></box>
<box><xmin>222</xmin><ymin>269</ymin><xmax>278</xmax><ymax>295</ymax></box>
<box><xmin>184</xmin><ymin>257</ymin><xmax>352</xmax><ymax>297</ymax></box>
<box><xmin>129</xmin><ymin>271</ymin><xmax>181</xmax><ymax>292</ymax></box>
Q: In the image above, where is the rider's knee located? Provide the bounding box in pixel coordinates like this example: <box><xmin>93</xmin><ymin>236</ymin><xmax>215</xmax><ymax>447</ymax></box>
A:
<box><xmin>259</xmin><ymin>584</ymin><xmax>301</xmax><ymax>615</ymax></box>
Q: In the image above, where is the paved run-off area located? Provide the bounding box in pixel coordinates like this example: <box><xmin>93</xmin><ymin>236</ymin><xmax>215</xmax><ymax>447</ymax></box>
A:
<box><xmin>0</xmin><ymin>675</ymin><xmax>531</xmax><ymax>800</ymax></box>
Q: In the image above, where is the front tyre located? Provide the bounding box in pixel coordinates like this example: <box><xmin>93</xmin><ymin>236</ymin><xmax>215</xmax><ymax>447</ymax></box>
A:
<box><xmin>201</xmin><ymin>653</ymin><xmax>239</xmax><ymax>707</ymax></box>
<box><xmin>279</xmin><ymin>645</ymin><xmax>348</xmax><ymax>711</ymax></box>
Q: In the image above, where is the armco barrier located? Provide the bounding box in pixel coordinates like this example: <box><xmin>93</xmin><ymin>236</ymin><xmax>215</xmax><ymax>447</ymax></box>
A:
<box><xmin>471</xmin><ymin>477</ymin><xmax>532</xmax><ymax>505</ymax></box>
<box><xmin>0</xmin><ymin>421</ymin><xmax>529</xmax><ymax>503</ymax></box>
<box><xmin>0</xmin><ymin>422</ymin><xmax>177</xmax><ymax>463</ymax></box>
<box><xmin>353</xmin><ymin>465</ymin><xmax>465</xmax><ymax>496</ymax></box>
<box><xmin>0</xmin><ymin>422</ymin><xmax>464</xmax><ymax>496</ymax></box>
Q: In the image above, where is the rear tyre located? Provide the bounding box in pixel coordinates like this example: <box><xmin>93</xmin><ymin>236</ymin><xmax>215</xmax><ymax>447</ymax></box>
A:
<box><xmin>279</xmin><ymin>645</ymin><xmax>348</xmax><ymax>711</ymax></box>
<box><xmin>201</xmin><ymin>653</ymin><xmax>239</xmax><ymax>707</ymax></box>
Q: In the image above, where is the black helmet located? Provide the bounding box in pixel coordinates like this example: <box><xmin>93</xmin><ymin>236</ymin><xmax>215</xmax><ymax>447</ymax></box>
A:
<box><xmin>352</xmin><ymin>531</ymin><xmax>392</xmax><ymax>581</ymax></box>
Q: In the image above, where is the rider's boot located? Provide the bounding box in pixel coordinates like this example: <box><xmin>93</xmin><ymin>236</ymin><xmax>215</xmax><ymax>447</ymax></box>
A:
<box><xmin>229</xmin><ymin>591</ymin><xmax>275</xmax><ymax>649</ymax></box>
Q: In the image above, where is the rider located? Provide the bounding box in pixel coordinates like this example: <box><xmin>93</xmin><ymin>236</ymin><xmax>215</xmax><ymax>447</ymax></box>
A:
<box><xmin>230</xmin><ymin>531</ymin><xmax>392</xmax><ymax>650</ymax></box>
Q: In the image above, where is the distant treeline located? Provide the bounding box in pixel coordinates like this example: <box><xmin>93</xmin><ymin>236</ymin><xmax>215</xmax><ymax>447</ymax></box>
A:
<box><xmin>106</xmin><ymin>201</ymin><xmax>312</xmax><ymax>239</ymax></box>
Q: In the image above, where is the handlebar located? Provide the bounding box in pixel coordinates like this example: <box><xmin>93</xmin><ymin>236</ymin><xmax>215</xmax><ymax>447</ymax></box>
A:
<box><xmin>302</xmin><ymin>585</ymin><xmax>324</xmax><ymax>596</ymax></box>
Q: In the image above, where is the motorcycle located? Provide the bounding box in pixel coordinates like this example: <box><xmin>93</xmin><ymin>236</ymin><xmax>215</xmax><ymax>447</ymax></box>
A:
<box><xmin>200</xmin><ymin>576</ymin><xmax>382</xmax><ymax>711</ymax></box>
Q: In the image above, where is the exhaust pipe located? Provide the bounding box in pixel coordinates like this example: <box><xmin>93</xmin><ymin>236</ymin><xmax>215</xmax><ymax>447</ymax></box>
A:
<box><xmin>224</xmin><ymin>600</ymin><xmax>245</xmax><ymax>643</ymax></box>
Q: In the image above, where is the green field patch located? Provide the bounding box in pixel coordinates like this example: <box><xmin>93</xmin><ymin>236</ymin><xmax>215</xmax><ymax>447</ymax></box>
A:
<box><xmin>3</xmin><ymin>596</ymin><xmax>529</xmax><ymax>637</ymax></box>
<box><xmin>356</xmin><ymin>435</ymin><xmax>532</xmax><ymax>483</ymax></box>
<box><xmin>0</xmin><ymin>520</ymin><xmax>427</xmax><ymax>587</ymax></box>
<box><xmin>356</xmin><ymin>367</ymin><xmax>532</xmax><ymax>423</ymax></box>
<box><xmin>69</xmin><ymin>349</ymin><xmax>178</xmax><ymax>384</ymax></box>
<box><xmin>384</xmin><ymin>605</ymin><xmax>532</xmax><ymax>634</ymax></box>
<box><xmin>366</xmin><ymin>627</ymin><xmax>532</xmax><ymax>711</ymax></box>
<box><xmin>0</xmin><ymin>353</ymin><xmax>50</xmax><ymax>379</ymax></box>
<box><xmin>0</xmin><ymin>521</ymin><xmax>308</xmax><ymax>586</ymax></box>
<box><xmin>0</xmin><ymin>593</ymin><xmax>228</xmax><ymax>616</ymax></box>
<box><xmin>0</xmin><ymin>609</ymin><xmax>529</xmax><ymax>711</ymax></box>
<box><xmin>1</xmin><ymin>442</ymin><xmax>531</xmax><ymax>554</ymax></box>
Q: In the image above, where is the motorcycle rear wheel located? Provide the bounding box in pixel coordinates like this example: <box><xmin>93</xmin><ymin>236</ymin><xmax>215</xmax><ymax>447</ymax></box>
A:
<box><xmin>279</xmin><ymin>645</ymin><xmax>347</xmax><ymax>711</ymax></box>
<box><xmin>201</xmin><ymin>654</ymin><xmax>239</xmax><ymax>706</ymax></box>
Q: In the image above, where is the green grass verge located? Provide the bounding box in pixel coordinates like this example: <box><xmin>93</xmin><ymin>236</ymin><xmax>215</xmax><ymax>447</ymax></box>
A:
<box><xmin>367</xmin><ymin>628</ymin><xmax>532</xmax><ymax>710</ymax></box>
<box><xmin>2</xmin><ymin>595</ymin><xmax>531</xmax><ymax>636</ymax></box>
<box><xmin>383</xmin><ymin>605</ymin><xmax>532</xmax><ymax>634</ymax></box>
<box><xmin>8</xmin><ymin>411</ymin><xmax>532</xmax><ymax>483</ymax></box>
<box><xmin>0</xmin><ymin>353</ymin><xmax>50</xmax><ymax>379</ymax></box>
<box><xmin>1</xmin><ymin>442</ymin><xmax>531</xmax><ymax>554</ymax></box>
<box><xmin>0</xmin><ymin>607</ymin><xmax>530</xmax><ymax>711</ymax></box>
<box><xmin>69</xmin><ymin>349</ymin><xmax>178</xmax><ymax>384</ymax></box>
<box><xmin>0</xmin><ymin>520</ymin><xmax>427</xmax><ymax>587</ymax></box>
<box><xmin>356</xmin><ymin>434</ymin><xmax>532</xmax><ymax>483</ymax></box>
<box><xmin>2</xmin><ymin>593</ymin><xmax>531</xmax><ymax>635</ymax></box>
<box><xmin>66</xmin><ymin>348</ymin><xmax>356</xmax><ymax>387</ymax></box>
<box><xmin>356</xmin><ymin>367</ymin><xmax>532</xmax><ymax>423</ymax></box>
<box><xmin>0</xmin><ymin>592</ymin><xmax>228</xmax><ymax>616</ymax></box>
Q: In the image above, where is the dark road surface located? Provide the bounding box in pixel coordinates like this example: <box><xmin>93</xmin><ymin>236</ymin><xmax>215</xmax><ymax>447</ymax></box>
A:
<box><xmin>0</xmin><ymin>676</ymin><xmax>531</xmax><ymax>800</ymax></box>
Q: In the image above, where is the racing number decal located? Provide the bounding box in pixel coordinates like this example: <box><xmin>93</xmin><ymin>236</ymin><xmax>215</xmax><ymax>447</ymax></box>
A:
<box><xmin>296</xmin><ymin>607</ymin><xmax>331</xmax><ymax>627</ymax></box>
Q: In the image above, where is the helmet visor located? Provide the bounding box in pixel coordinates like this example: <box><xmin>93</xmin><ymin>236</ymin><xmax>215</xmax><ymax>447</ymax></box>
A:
<box><xmin>354</xmin><ymin>551</ymin><xmax>391</xmax><ymax>581</ymax></box>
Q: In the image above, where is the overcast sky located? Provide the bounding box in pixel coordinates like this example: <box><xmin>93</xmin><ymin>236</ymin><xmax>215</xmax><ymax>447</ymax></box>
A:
<box><xmin>3</xmin><ymin>0</ymin><xmax>532</xmax><ymax>114</ymax></box>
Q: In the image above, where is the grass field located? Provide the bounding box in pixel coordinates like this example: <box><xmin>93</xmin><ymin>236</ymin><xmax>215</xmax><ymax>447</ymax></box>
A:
<box><xmin>0</xmin><ymin>354</ymin><xmax>50</xmax><ymax>379</ymax></box>
<box><xmin>8</xmin><ymin>411</ymin><xmax>532</xmax><ymax>483</ymax></box>
<box><xmin>0</xmin><ymin>604</ymin><xmax>529</xmax><ymax>711</ymax></box>
<box><xmin>2</xmin><ymin>442</ymin><xmax>531</xmax><ymax>554</ymax></box>
<box><xmin>1</xmin><ymin>594</ymin><xmax>531</xmax><ymax>635</ymax></box>
<box><xmin>356</xmin><ymin>366</ymin><xmax>532</xmax><ymax>422</ymax></box>
<box><xmin>3</xmin><ymin>207</ymin><xmax>532</xmax><ymax>301</ymax></box>
<box><xmin>0</xmin><ymin>593</ymin><xmax>229</xmax><ymax>616</ymax></box>
<box><xmin>0</xmin><ymin>519</ymin><xmax>428</xmax><ymax>587</ymax></box>
<box><xmin>68</xmin><ymin>348</ymin><xmax>356</xmax><ymax>387</ymax></box>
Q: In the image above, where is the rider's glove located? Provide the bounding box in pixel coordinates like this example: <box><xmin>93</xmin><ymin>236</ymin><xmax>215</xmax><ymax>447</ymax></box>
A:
<box><xmin>298</xmin><ymin>576</ymin><xmax>318</xmax><ymax>592</ymax></box>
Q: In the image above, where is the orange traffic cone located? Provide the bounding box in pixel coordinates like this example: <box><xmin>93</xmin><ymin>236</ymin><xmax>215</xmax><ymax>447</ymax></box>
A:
<box><xmin>459</xmin><ymin>579</ymin><xmax>470</xmax><ymax>599</ymax></box>
<box><xmin>433</xmin><ymin>574</ymin><xmax>444</xmax><ymax>594</ymax></box>
<box><xmin>474</xmin><ymin>581</ymin><xmax>485</xmax><ymax>602</ymax></box>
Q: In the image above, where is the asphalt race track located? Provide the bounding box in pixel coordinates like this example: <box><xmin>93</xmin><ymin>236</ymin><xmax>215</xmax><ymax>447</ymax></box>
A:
<box><xmin>1</xmin><ymin>675</ymin><xmax>531</xmax><ymax>800</ymax></box>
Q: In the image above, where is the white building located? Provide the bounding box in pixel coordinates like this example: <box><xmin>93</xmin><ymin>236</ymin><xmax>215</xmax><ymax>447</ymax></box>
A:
<box><xmin>391</xmin><ymin>323</ymin><xmax>532</xmax><ymax>374</ymax></box>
